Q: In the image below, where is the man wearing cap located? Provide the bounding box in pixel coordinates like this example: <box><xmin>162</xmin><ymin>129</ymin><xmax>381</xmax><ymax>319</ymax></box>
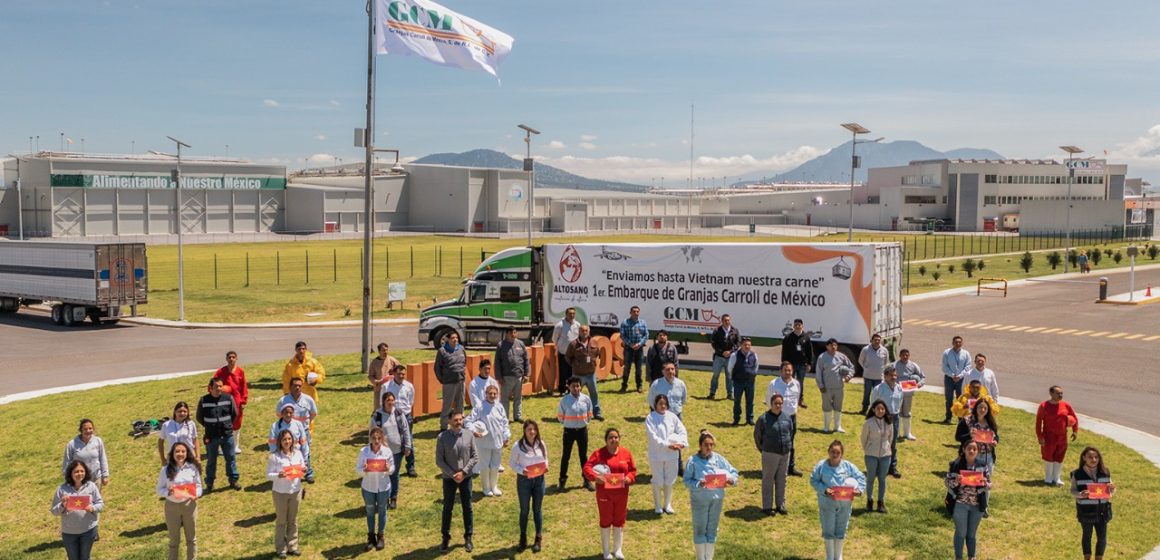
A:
<box><xmin>495</xmin><ymin>326</ymin><xmax>530</xmax><ymax>422</ymax></box>
<box><xmin>815</xmin><ymin>338</ymin><xmax>854</xmax><ymax>434</ymax></box>
<box><xmin>435</xmin><ymin>332</ymin><xmax>468</xmax><ymax>432</ymax></box>
<box><xmin>283</xmin><ymin>341</ymin><xmax>327</xmax><ymax>404</ymax></box>
<box><xmin>277</xmin><ymin>377</ymin><xmax>318</xmax><ymax>483</ymax></box>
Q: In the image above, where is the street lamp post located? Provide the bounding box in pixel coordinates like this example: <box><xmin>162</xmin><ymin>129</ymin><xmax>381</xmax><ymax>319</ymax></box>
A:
<box><xmin>1060</xmin><ymin>145</ymin><xmax>1084</xmax><ymax>273</ymax></box>
<box><xmin>151</xmin><ymin>136</ymin><xmax>191</xmax><ymax>322</ymax></box>
<box><xmin>518</xmin><ymin>124</ymin><xmax>540</xmax><ymax>247</ymax></box>
<box><xmin>840</xmin><ymin>123</ymin><xmax>883</xmax><ymax>241</ymax></box>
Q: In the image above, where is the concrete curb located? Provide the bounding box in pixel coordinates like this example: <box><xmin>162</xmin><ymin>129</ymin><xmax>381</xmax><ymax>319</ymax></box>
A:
<box><xmin>120</xmin><ymin>316</ymin><xmax>420</xmax><ymax>329</ymax></box>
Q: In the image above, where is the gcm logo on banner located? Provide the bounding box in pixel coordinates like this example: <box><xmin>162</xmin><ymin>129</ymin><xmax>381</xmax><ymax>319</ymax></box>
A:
<box><xmin>559</xmin><ymin>245</ymin><xmax>582</xmax><ymax>283</ymax></box>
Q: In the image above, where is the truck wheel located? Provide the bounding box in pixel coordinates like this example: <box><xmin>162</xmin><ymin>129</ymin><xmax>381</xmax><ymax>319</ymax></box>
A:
<box><xmin>51</xmin><ymin>304</ymin><xmax>64</xmax><ymax>325</ymax></box>
<box><xmin>89</xmin><ymin>312</ymin><xmax>103</xmax><ymax>326</ymax></box>
<box><xmin>62</xmin><ymin>305</ymin><xmax>76</xmax><ymax>327</ymax></box>
<box><xmin>431</xmin><ymin>327</ymin><xmax>457</xmax><ymax>347</ymax></box>
<box><xmin>0</xmin><ymin>297</ymin><xmax>16</xmax><ymax>313</ymax></box>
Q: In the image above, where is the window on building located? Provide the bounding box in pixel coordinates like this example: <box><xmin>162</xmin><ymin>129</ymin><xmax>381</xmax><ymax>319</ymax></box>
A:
<box><xmin>985</xmin><ymin>174</ymin><xmax>997</xmax><ymax>183</ymax></box>
<box><xmin>983</xmin><ymin>196</ymin><xmax>996</xmax><ymax>205</ymax></box>
<box><xmin>904</xmin><ymin>195</ymin><xmax>937</xmax><ymax>204</ymax></box>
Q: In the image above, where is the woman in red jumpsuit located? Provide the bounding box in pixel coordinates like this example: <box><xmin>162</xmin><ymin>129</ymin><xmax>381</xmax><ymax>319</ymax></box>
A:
<box><xmin>584</xmin><ymin>427</ymin><xmax>637</xmax><ymax>560</ymax></box>
<box><xmin>213</xmin><ymin>351</ymin><xmax>249</xmax><ymax>454</ymax></box>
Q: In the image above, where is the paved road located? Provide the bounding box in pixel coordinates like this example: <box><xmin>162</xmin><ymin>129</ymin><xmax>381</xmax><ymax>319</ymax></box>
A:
<box><xmin>901</xmin><ymin>267</ymin><xmax>1160</xmax><ymax>436</ymax></box>
<box><xmin>5</xmin><ymin>266</ymin><xmax>1160</xmax><ymax>436</ymax></box>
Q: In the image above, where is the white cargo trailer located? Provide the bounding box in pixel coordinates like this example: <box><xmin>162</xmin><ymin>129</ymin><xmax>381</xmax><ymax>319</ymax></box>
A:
<box><xmin>0</xmin><ymin>241</ymin><xmax>147</xmax><ymax>326</ymax></box>
<box><xmin>418</xmin><ymin>242</ymin><xmax>903</xmax><ymax>362</ymax></box>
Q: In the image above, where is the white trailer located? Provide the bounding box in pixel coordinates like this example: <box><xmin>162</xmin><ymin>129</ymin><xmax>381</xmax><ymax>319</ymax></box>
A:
<box><xmin>419</xmin><ymin>242</ymin><xmax>903</xmax><ymax>362</ymax></box>
<box><xmin>0</xmin><ymin>241</ymin><xmax>148</xmax><ymax>326</ymax></box>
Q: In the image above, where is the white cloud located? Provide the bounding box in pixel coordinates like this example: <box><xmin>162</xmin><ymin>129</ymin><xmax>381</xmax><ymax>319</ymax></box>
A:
<box><xmin>580</xmin><ymin>134</ymin><xmax>598</xmax><ymax>142</ymax></box>
<box><xmin>329</xmin><ymin>99</ymin><xmax>341</xmax><ymax>107</ymax></box>
<box><xmin>1112</xmin><ymin>124</ymin><xmax>1160</xmax><ymax>160</ymax></box>
<box><xmin>537</xmin><ymin>145</ymin><xmax>824</xmax><ymax>184</ymax></box>
<box><xmin>579</xmin><ymin>142</ymin><xmax>597</xmax><ymax>150</ymax></box>
<box><xmin>305</xmin><ymin>153</ymin><xmax>339</xmax><ymax>167</ymax></box>
<box><xmin>314</xmin><ymin>134</ymin><xmax>327</xmax><ymax>141</ymax></box>
<box><xmin>547</xmin><ymin>140</ymin><xmax>567</xmax><ymax>149</ymax></box>
<box><xmin>262</xmin><ymin>99</ymin><xmax>280</xmax><ymax>108</ymax></box>
<box><xmin>261</xmin><ymin>98</ymin><xmax>341</xmax><ymax>111</ymax></box>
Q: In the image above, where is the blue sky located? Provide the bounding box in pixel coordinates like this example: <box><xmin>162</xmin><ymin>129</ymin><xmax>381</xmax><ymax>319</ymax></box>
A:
<box><xmin>3</xmin><ymin>0</ymin><xmax>1160</xmax><ymax>185</ymax></box>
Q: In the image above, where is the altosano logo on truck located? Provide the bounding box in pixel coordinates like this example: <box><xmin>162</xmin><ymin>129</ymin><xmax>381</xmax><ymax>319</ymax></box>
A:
<box><xmin>544</xmin><ymin>243</ymin><xmax>889</xmax><ymax>344</ymax></box>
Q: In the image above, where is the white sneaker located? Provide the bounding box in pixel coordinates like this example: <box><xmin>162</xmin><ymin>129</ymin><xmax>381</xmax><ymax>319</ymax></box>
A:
<box><xmin>604</xmin><ymin>554</ymin><xmax>614</xmax><ymax>560</ymax></box>
<box><xmin>498</xmin><ymin>465</ymin><xmax>505</xmax><ymax>472</ymax></box>
<box><xmin>615</xmin><ymin>551</ymin><xmax>625</xmax><ymax>560</ymax></box>
<box><xmin>906</xmin><ymin>434</ymin><xmax>917</xmax><ymax>441</ymax></box>
<box><xmin>493</xmin><ymin>487</ymin><xmax>503</xmax><ymax>496</ymax></box>
<box><xmin>836</xmin><ymin>427</ymin><xmax>846</xmax><ymax>434</ymax></box>
<box><xmin>654</xmin><ymin>507</ymin><xmax>663</xmax><ymax>514</ymax></box>
<box><xmin>483</xmin><ymin>489</ymin><xmax>494</xmax><ymax>497</ymax></box>
<box><xmin>664</xmin><ymin>506</ymin><xmax>675</xmax><ymax>515</ymax></box>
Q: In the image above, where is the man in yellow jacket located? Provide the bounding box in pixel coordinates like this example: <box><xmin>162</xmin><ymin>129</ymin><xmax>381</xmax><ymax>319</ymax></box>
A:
<box><xmin>283</xmin><ymin>341</ymin><xmax>327</xmax><ymax>403</ymax></box>
<box><xmin>950</xmin><ymin>380</ymin><xmax>1000</xmax><ymax>418</ymax></box>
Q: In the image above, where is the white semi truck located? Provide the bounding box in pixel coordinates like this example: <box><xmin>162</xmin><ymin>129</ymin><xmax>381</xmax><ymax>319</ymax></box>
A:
<box><xmin>0</xmin><ymin>241</ymin><xmax>148</xmax><ymax>326</ymax></box>
<box><xmin>418</xmin><ymin>242</ymin><xmax>903</xmax><ymax>362</ymax></box>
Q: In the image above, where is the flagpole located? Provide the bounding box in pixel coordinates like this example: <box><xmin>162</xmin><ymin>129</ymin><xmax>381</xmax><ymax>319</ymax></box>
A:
<box><xmin>361</xmin><ymin>0</ymin><xmax>376</xmax><ymax>375</ymax></box>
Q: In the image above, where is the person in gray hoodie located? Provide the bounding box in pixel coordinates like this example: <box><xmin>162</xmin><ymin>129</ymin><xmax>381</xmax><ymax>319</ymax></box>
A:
<box><xmin>52</xmin><ymin>460</ymin><xmax>105</xmax><ymax>560</ymax></box>
<box><xmin>435</xmin><ymin>332</ymin><xmax>468</xmax><ymax>432</ymax></box>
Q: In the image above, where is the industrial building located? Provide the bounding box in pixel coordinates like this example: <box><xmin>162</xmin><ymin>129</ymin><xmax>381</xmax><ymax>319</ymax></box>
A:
<box><xmin>1</xmin><ymin>151</ymin><xmax>1150</xmax><ymax>239</ymax></box>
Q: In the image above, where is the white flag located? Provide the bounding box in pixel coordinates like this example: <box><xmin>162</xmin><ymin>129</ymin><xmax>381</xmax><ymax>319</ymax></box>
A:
<box><xmin>375</xmin><ymin>0</ymin><xmax>513</xmax><ymax>79</ymax></box>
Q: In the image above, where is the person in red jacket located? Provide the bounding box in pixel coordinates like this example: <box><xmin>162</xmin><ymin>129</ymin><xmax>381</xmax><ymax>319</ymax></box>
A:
<box><xmin>1036</xmin><ymin>385</ymin><xmax>1079</xmax><ymax>486</ymax></box>
<box><xmin>214</xmin><ymin>351</ymin><xmax>250</xmax><ymax>455</ymax></box>
<box><xmin>584</xmin><ymin>428</ymin><xmax>637</xmax><ymax>560</ymax></box>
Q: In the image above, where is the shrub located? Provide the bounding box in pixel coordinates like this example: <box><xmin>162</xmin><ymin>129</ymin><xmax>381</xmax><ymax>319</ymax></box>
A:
<box><xmin>918</xmin><ymin>265</ymin><xmax>927</xmax><ymax>276</ymax></box>
<box><xmin>948</xmin><ymin>264</ymin><xmax>956</xmax><ymax>274</ymax></box>
<box><xmin>1019</xmin><ymin>251</ymin><xmax>1034</xmax><ymax>273</ymax></box>
<box><xmin>931</xmin><ymin>271</ymin><xmax>942</xmax><ymax>282</ymax></box>
<box><xmin>1047</xmin><ymin>251</ymin><xmax>1062</xmax><ymax>270</ymax></box>
<box><xmin>1068</xmin><ymin>249</ymin><xmax>1078</xmax><ymax>267</ymax></box>
<box><xmin>1113</xmin><ymin>251</ymin><xmax>1123</xmax><ymax>264</ymax></box>
<box><xmin>1090</xmin><ymin>249</ymin><xmax>1103</xmax><ymax>266</ymax></box>
<box><xmin>977</xmin><ymin>260</ymin><xmax>986</xmax><ymax>271</ymax></box>
<box><xmin>1149</xmin><ymin>244</ymin><xmax>1159</xmax><ymax>260</ymax></box>
<box><xmin>962</xmin><ymin>258</ymin><xmax>977</xmax><ymax>278</ymax></box>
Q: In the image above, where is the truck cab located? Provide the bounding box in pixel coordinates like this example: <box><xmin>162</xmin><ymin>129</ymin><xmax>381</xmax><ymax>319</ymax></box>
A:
<box><xmin>418</xmin><ymin>247</ymin><xmax>539</xmax><ymax>347</ymax></box>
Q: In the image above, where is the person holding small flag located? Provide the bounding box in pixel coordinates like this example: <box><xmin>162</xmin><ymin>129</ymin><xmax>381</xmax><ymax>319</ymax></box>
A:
<box><xmin>156</xmin><ymin>442</ymin><xmax>202</xmax><ymax>560</ymax></box>
<box><xmin>52</xmin><ymin>460</ymin><xmax>104</xmax><ymax>560</ymax></box>
<box><xmin>683</xmin><ymin>430</ymin><xmax>738</xmax><ymax>560</ymax></box>
<box><xmin>1070</xmin><ymin>446</ymin><xmax>1115</xmax><ymax>560</ymax></box>
<box><xmin>809</xmin><ymin>440</ymin><xmax>865</xmax><ymax>560</ymax></box>
<box><xmin>509</xmin><ymin>419</ymin><xmax>550</xmax><ymax>553</ymax></box>
<box><xmin>266</xmin><ymin>429</ymin><xmax>306</xmax><ymax>558</ymax></box>
<box><xmin>945</xmin><ymin>441</ymin><xmax>992</xmax><ymax>560</ymax></box>
<box><xmin>584</xmin><ymin>427</ymin><xmax>637</xmax><ymax>560</ymax></box>
<box><xmin>357</xmin><ymin>427</ymin><xmax>396</xmax><ymax>553</ymax></box>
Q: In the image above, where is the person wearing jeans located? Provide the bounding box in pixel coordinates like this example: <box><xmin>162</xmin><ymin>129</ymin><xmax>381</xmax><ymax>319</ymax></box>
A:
<box><xmin>708</xmin><ymin>315</ymin><xmax>739</xmax><ymax>400</ymax></box>
<box><xmin>946</xmin><ymin>441</ymin><xmax>991</xmax><ymax>560</ymax></box>
<box><xmin>196</xmin><ymin>377</ymin><xmax>240</xmax><ymax>492</ymax></box>
<box><xmin>619</xmin><ymin>305</ymin><xmax>649</xmax><ymax>392</ymax></box>
<box><xmin>356</xmin><ymin>427</ymin><xmax>395</xmax><ymax>552</ymax></box>
<box><xmin>53</xmin><ymin>460</ymin><xmax>104</xmax><ymax>560</ymax></box>
<box><xmin>566</xmin><ymin>326</ymin><xmax>605</xmax><ymax>421</ymax></box>
<box><xmin>383</xmin><ymin>365</ymin><xmax>417</xmax><ymax>476</ymax></box>
<box><xmin>435</xmin><ymin>411</ymin><xmax>478</xmax><ymax>552</ymax></box>
<box><xmin>941</xmin><ymin>336</ymin><xmax>971</xmax><ymax>423</ymax></box>
<box><xmin>810</xmin><ymin>440</ymin><xmax>866</xmax><ymax>560</ymax></box>
<box><xmin>860</xmin><ymin>401</ymin><xmax>894</xmax><ymax>513</ymax></box>
<box><xmin>727</xmin><ymin>338</ymin><xmax>759</xmax><ymax>426</ymax></box>
<box><xmin>510</xmin><ymin>420</ymin><xmax>550</xmax><ymax>553</ymax></box>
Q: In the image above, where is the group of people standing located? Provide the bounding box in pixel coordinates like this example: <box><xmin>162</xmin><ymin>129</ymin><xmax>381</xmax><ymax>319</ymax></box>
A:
<box><xmin>47</xmin><ymin>312</ymin><xmax>1119</xmax><ymax>560</ymax></box>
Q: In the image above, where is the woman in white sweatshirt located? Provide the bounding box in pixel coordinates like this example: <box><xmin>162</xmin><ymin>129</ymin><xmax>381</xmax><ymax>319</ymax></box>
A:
<box><xmin>509</xmin><ymin>419</ymin><xmax>550</xmax><ymax>553</ymax></box>
<box><xmin>155</xmin><ymin>441</ymin><xmax>202</xmax><ymax>560</ymax></box>
<box><xmin>467</xmin><ymin>384</ymin><xmax>511</xmax><ymax>497</ymax></box>
<box><xmin>356</xmin><ymin>427</ymin><xmax>396</xmax><ymax>552</ymax></box>
<box><xmin>266</xmin><ymin>429</ymin><xmax>306</xmax><ymax>558</ymax></box>
<box><xmin>645</xmin><ymin>394</ymin><xmax>688</xmax><ymax>515</ymax></box>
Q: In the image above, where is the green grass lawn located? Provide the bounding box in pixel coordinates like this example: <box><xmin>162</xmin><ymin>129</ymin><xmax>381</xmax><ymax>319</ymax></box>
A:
<box><xmin>140</xmin><ymin>233</ymin><xmax>1158</xmax><ymax>323</ymax></box>
<box><xmin>2</xmin><ymin>351</ymin><xmax>1158</xmax><ymax>559</ymax></box>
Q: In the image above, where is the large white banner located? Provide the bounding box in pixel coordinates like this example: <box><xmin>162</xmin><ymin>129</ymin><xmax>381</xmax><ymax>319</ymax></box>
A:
<box><xmin>374</xmin><ymin>0</ymin><xmax>514</xmax><ymax>78</ymax></box>
<box><xmin>544</xmin><ymin>243</ymin><xmax>887</xmax><ymax>345</ymax></box>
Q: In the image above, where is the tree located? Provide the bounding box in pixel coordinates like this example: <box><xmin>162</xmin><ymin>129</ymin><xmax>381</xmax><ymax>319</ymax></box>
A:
<box><xmin>948</xmin><ymin>264</ymin><xmax>956</xmax><ymax>274</ymax></box>
<box><xmin>1068</xmin><ymin>249</ymin><xmax>1078</xmax><ymax>268</ymax></box>
<box><xmin>931</xmin><ymin>271</ymin><xmax>942</xmax><ymax>282</ymax></box>
<box><xmin>1046</xmin><ymin>251</ymin><xmax>1062</xmax><ymax>270</ymax></box>
<box><xmin>1148</xmin><ymin>244</ymin><xmax>1159</xmax><ymax>260</ymax></box>
<box><xmin>1113</xmin><ymin>251</ymin><xmax>1123</xmax><ymax>264</ymax></box>
<box><xmin>962</xmin><ymin>258</ymin><xmax>977</xmax><ymax>278</ymax></box>
<box><xmin>1104</xmin><ymin>249</ymin><xmax>1113</xmax><ymax>258</ymax></box>
<box><xmin>1090</xmin><ymin>249</ymin><xmax>1103</xmax><ymax>267</ymax></box>
<box><xmin>977</xmin><ymin>259</ymin><xmax>986</xmax><ymax>272</ymax></box>
<box><xmin>918</xmin><ymin>265</ymin><xmax>927</xmax><ymax>276</ymax></box>
<box><xmin>1019</xmin><ymin>251</ymin><xmax>1034</xmax><ymax>273</ymax></box>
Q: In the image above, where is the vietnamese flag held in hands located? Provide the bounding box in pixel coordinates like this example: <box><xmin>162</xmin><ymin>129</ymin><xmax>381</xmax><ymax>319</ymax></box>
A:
<box><xmin>830</xmin><ymin>486</ymin><xmax>856</xmax><ymax>501</ymax></box>
<box><xmin>603</xmin><ymin>473</ymin><xmax>625</xmax><ymax>489</ymax></box>
<box><xmin>1087</xmin><ymin>483</ymin><xmax>1111</xmax><ymax>500</ymax></box>
<box><xmin>172</xmin><ymin>483</ymin><xmax>198</xmax><ymax>500</ymax></box>
<box><xmin>959</xmin><ymin>470</ymin><xmax>986</xmax><ymax>487</ymax></box>
<box><xmin>703</xmin><ymin>473</ymin><xmax>728</xmax><ymax>489</ymax></box>
<box><xmin>283</xmin><ymin>465</ymin><xmax>306</xmax><ymax>480</ymax></box>
<box><xmin>65</xmin><ymin>495</ymin><xmax>91</xmax><ymax>511</ymax></box>
<box><xmin>524</xmin><ymin>462</ymin><xmax>547</xmax><ymax>479</ymax></box>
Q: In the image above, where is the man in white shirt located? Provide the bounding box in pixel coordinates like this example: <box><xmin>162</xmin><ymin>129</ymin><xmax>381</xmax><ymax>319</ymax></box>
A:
<box><xmin>468</xmin><ymin>360</ymin><xmax>501</xmax><ymax>411</ymax></box>
<box><xmin>858</xmin><ymin>333</ymin><xmax>889</xmax><ymax>415</ymax></box>
<box><xmin>383</xmin><ymin>364</ymin><xmax>417</xmax><ymax>476</ymax></box>
<box><xmin>962</xmin><ymin>353</ymin><xmax>999</xmax><ymax>401</ymax></box>
<box><xmin>766</xmin><ymin>361</ymin><xmax>804</xmax><ymax>476</ymax></box>
<box><xmin>551</xmin><ymin>307</ymin><xmax>581</xmax><ymax>395</ymax></box>
<box><xmin>941</xmin><ymin>335</ymin><xmax>971</xmax><ymax>423</ymax></box>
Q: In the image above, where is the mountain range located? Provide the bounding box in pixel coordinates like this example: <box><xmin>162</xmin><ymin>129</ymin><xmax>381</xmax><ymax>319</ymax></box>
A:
<box><xmin>412</xmin><ymin>149</ymin><xmax>649</xmax><ymax>192</ymax></box>
<box><xmin>411</xmin><ymin>141</ymin><xmax>1006</xmax><ymax>191</ymax></box>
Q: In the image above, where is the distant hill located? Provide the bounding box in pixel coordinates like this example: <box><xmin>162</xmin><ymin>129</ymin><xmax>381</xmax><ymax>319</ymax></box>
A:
<box><xmin>412</xmin><ymin>149</ymin><xmax>647</xmax><ymax>192</ymax></box>
<box><xmin>739</xmin><ymin>141</ymin><xmax>1005</xmax><ymax>185</ymax></box>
